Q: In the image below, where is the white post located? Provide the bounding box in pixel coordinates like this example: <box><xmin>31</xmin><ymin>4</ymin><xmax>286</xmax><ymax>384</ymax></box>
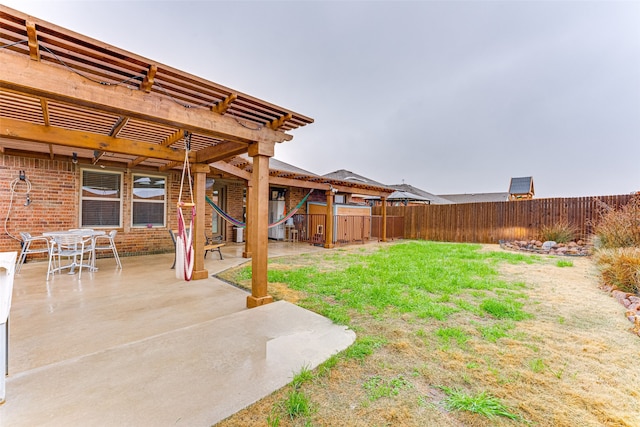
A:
<box><xmin>0</xmin><ymin>252</ymin><xmax>17</xmax><ymax>405</ymax></box>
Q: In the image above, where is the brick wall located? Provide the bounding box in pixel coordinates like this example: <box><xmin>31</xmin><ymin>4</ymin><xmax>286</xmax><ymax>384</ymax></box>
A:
<box><xmin>1</xmin><ymin>155</ymin><xmax>79</xmax><ymax>256</ymax></box>
<box><xmin>1</xmin><ymin>152</ymin><xmax>330</xmax><ymax>260</ymax></box>
<box><xmin>286</xmin><ymin>187</ymin><xmax>310</xmax><ymax>214</ymax></box>
<box><xmin>0</xmin><ymin>153</ymin><xmax>243</xmax><ymax>260</ymax></box>
<box><xmin>223</xmin><ymin>181</ymin><xmax>245</xmax><ymax>241</ymax></box>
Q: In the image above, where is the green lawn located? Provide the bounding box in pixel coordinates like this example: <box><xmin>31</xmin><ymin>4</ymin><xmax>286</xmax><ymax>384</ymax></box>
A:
<box><xmin>221</xmin><ymin>241</ymin><xmax>542</xmax><ymax>425</ymax></box>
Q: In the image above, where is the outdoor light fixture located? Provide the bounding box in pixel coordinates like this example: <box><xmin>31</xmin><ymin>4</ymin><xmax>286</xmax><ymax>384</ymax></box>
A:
<box><xmin>72</xmin><ymin>152</ymin><xmax>78</xmax><ymax>164</ymax></box>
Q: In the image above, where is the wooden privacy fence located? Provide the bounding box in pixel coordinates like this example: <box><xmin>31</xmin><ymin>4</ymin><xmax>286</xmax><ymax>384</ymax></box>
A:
<box><xmin>371</xmin><ymin>216</ymin><xmax>405</xmax><ymax>240</ymax></box>
<box><xmin>372</xmin><ymin>194</ymin><xmax>634</xmax><ymax>244</ymax></box>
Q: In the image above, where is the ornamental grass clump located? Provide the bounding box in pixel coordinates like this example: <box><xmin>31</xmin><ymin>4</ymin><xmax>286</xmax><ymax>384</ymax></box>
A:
<box><xmin>539</xmin><ymin>220</ymin><xmax>578</xmax><ymax>243</ymax></box>
<box><xmin>595</xmin><ymin>247</ymin><xmax>640</xmax><ymax>294</ymax></box>
<box><xmin>593</xmin><ymin>195</ymin><xmax>640</xmax><ymax>249</ymax></box>
<box><xmin>592</xmin><ymin>195</ymin><xmax>640</xmax><ymax>294</ymax></box>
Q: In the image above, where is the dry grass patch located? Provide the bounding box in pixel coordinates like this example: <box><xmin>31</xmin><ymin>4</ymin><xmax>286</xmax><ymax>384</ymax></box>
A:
<box><xmin>595</xmin><ymin>247</ymin><xmax>640</xmax><ymax>294</ymax></box>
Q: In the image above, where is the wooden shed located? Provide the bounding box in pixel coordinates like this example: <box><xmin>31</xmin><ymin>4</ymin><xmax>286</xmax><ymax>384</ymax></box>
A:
<box><xmin>508</xmin><ymin>176</ymin><xmax>535</xmax><ymax>201</ymax></box>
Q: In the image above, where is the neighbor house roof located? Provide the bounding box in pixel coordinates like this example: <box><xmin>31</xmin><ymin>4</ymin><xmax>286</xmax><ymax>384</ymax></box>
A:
<box><xmin>212</xmin><ymin>158</ymin><xmax>393</xmax><ymax>197</ymax></box>
<box><xmin>322</xmin><ymin>170</ymin><xmax>390</xmax><ymax>188</ymax></box>
<box><xmin>389</xmin><ymin>183</ymin><xmax>453</xmax><ymax>205</ymax></box>
<box><xmin>438</xmin><ymin>192</ymin><xmax>510</xmax><ymax>204</ymax></box>
<box><xmin>387</xmin><ymin>191</ymin><xmax>431</xmax><ymax>203</ymax></box>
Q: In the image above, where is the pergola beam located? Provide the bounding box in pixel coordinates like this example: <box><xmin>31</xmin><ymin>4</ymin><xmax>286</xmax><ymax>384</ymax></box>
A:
<box><xmin>140</xmin><ymin>65</ymin><xmax>157</xmax><ymax>93</ymax></box>
<box><xmin>0</xmin><ymin>117</ymin><xmax>189</xmax><ymax>163</ymax></box>
<box><xmin>212</xmin><ymin>93</ymin><xmax>237</xmax><ymax>115</ymax></box>
<box><xmin>196</xmin><ymin>141</ymin><xmax>248</xmax><ymax>164</ymax></box>
<box><xmin>26</xmin><ymin>21</ymin><xmax>40</xmax><ymax>61</ymax></box>
<box><xmin>129</xmin><ymin>129</ymin><xmax>185</xmax><ymax>168</ymax></box>
<box><xmin>209</xmin><ymin>160</ymin><xmax>252</xmax><ymax>181</ymax></box>
<box><xmin>0</xmin><ymin>51</ymin><xmax>293</xmax><ymax>146</ymax></box>
<box><xmin>267</xmin><ymin>113</ymin><xmax>292</xmax><ymax>131</ymax></box>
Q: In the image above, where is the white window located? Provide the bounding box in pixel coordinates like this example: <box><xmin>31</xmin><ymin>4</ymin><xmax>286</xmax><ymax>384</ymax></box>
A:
<box><xmin>80</xmin><ymin>169</ymin><xmax>123</xmax><ymax>228</ymax></box>
<box><xmin>132</xmin><ymin>174</ymin><xmax>166</xmax><ymax>227</ymax></box>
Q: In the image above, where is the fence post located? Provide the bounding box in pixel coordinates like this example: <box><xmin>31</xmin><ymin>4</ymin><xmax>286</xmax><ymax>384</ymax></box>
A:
<box><xmin>381</xmin><ymin>197</ymin><xmax>387</xmax><ymax>242</ymax></box>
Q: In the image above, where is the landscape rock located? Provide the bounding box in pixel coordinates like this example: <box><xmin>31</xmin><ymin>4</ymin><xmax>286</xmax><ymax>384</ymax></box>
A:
<box><xmin>612</xmin><ymin>290</ymin><xmax>631</xmax><ymax>306</ymax></box>
<box><xmin>499</xmin><ymin>239</ymin><xmax>593</xmax><ymax>257</ymax></box>
<box><xmin>541</xmin><ymin>241</ymin><xmax>556</xmax><ymax>250</ymax></box>
<box><xmin>628</xmin><ymin>302</ymin><xmax>640</xmax><ymax>312</ymax></box>
<box><xmin>606</xmin><ymin>288</ymin><xmax>640</xmax><ymax>337</ymax></box>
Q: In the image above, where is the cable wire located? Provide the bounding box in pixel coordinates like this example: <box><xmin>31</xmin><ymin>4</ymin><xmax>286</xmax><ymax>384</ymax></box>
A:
<box><xmin>4</xmin><ymin>176</ymin><xmax>32</xmax><ymax>241</ymax></box>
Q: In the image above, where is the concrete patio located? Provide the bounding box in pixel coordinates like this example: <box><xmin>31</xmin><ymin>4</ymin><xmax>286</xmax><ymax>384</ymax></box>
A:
<box><xmin>1</xmin><ymin>241</ymin><xmax>355</xmax><ymax>426</ymax></box>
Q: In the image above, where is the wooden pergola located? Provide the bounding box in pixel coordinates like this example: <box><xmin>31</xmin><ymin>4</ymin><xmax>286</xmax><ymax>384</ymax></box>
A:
<box><xmin>0</xmin><ymin>6</ymin><xmax>318</xmax><ymax>307</ymax></box>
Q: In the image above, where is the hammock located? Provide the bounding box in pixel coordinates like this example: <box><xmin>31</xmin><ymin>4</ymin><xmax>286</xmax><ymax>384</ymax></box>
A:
<box><xmin>205</xmin><ymin>189</ymin><xmax>314</xmax><ymax>229</ymax></box>
<box><xmin>175</xmin><ymin>132</ymin><xmax>194</xmax><ymax>281</ymax></box>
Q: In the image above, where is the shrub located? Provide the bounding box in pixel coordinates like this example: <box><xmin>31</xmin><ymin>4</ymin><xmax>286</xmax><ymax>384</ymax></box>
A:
<box><xmin>595</xmin><ymin>247</ymin><xmax>640</xmax><ymax>294</ymax></box>
<box><xmin>539</xmin><ymin>220</ymin><xmax>577</xmax><ymax>243</ymax></box>
<box><xmin>592</xmin><ymin>195</ymin><xmax>640</xmax><ymax>249</ymax></box>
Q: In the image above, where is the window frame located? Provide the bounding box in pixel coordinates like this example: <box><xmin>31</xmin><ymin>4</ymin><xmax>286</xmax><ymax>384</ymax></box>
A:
<box><xmin>131</xmin><ymin>172</ymin><xmax>167</xmax><ymax>228</ymax></box>
<box><xmin>79</xmin><ymin>168</ymin><xmax>124</xmax><ymax>229</ymax></box>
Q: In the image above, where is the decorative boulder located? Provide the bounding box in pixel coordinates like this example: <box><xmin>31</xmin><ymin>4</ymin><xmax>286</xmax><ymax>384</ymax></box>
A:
<box><xmin>541</xmin><ymin>241</ymin><xmax>556</xmax><ymax>250</ymax></box>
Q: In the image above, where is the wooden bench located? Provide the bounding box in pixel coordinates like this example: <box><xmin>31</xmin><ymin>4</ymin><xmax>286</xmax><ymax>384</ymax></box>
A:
<box><xmin>169</xmin><ymin>230</ymin><xmax>225</xmax><ymax>269</ymax></box>
<box><xmin>204</xmin><ymin>240</ymin><xmax>224</xmax><ymax>260</ymax></box>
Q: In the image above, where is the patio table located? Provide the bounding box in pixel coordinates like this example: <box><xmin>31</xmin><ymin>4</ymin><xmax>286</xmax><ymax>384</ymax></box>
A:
<box><xmin>43</xmin><ymin>230</ymin><xmax>105</xmax><ymax>275</ymax></box>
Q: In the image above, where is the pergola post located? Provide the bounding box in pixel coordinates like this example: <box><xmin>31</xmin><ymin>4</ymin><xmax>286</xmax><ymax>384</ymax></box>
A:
<box><xmin>324</xmin><ymin>190</ymin><xmax>334</xmax><ymax>249</ymax></box>
<box><xmin>246</xmin><ymin>141</ymin><xmax>275</xmax><ymax>308</ymax></box>
<box><xmin>243</xmin><ymin>182</ymin><xmax>252</xmax><ymax>258</ymax></box>
<box><xmin>191</xmin><ymin>163</ymin><xmax>210</xmax><ymax>280</ymax></box>
<box><xmin>381</xmin><ymin>196</ymin><xmax>388</xmax><ymax>242</ymax></box>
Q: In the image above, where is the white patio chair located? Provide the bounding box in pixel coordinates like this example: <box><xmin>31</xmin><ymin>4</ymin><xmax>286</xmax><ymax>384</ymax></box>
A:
<box><xmin>47</xmin><ymin>233</ymin><xmax>94</xmax><ymax>279</ymax></box>
<box><xmin>93</xmin><ymin>230</ymin><xmax>122</xmax><ymax>269</ymax></box>
<box><xmin>16</xmin><ymin>232</ymin><xmax>53</xmax><ymax>273</ymax></box>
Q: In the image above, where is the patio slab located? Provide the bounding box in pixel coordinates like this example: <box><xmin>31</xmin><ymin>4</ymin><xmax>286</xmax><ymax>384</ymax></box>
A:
<box><xmin>1</xmin><ymin>242</ymin><xmax>354</xmax><ymax>426</ymax></box>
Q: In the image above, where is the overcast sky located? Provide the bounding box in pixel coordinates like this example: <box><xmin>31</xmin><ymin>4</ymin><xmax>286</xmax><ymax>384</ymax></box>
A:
<box><xmin>5</xmin><ymin>0</ymin><xmax>639</xmax><ymax>198</ymax></box>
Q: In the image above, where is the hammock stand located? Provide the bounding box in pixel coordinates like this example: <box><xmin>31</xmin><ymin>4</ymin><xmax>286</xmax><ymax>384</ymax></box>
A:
<box><xmin>205</xmin><ymin>189</ymin><xmax>314</xmax><ymax>229</ymax></box>
<box><xmin>175</xmin><ymin>132</ymin><xmax>195</xmax><ymax>281</ymax></box>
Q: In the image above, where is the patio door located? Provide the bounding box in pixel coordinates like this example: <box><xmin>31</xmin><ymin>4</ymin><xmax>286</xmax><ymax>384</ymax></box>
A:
<box><xmin>210</xmin><ymin>185</ymin><xmax>225</xmax><ymax>240</ymax></box>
